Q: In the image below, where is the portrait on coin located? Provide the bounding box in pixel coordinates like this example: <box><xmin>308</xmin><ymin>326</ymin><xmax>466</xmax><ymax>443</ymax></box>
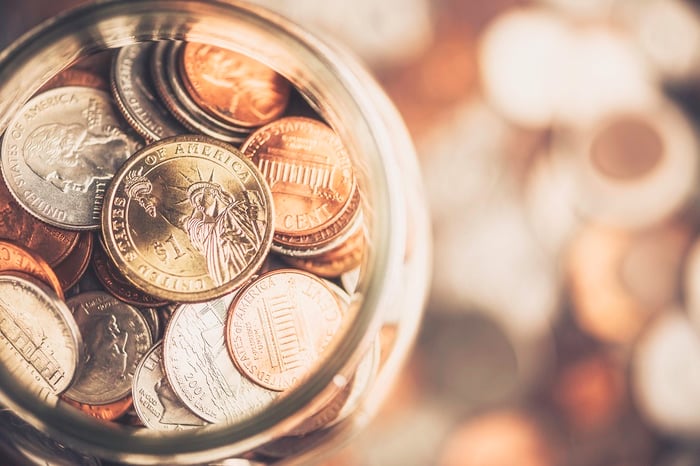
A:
<box><xmin>23</xmin><ymin>122</ymin><xmax>133</xmax><ymax>193</ymax></box>
<box><xmin>197</xmin><ymin>45</ymin><xmax>287</xmax><ymax>121</ymax></box>
<box><xmin>154</xmin><ymin>376</ymin><xmax>206</xmax><ymax>426</ymax></box>
<box><xmin>85</xmin><ymin>314</ymin><xmax>129</xmax><ymax>381</ymax></box>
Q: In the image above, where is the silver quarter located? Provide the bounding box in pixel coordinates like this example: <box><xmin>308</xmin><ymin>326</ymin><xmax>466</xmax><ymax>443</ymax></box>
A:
<box><xmin>0</xmin><ymin>86</ymin><xmax>141</xmax><ymax>230</ymax></box>
<box><xmin>162</xmin><ymin>293</ymin><xmax>278</xmax><ymax>424</ymax></box>
<box><xmin>0</xmin><ymin>274</ymin><xmax>81</xmax><ymax>397</ymax></box>
<box><xmin>112</xmin><ymin>43</ymin><xmax>186</xmax><ymax>141</ymax></box>
<box><xmin>65</xmin><ymin>291</ymin><xmax>152</xmax><ymax>404</ymax></box>
<box><xmin>150</xmin><ymin>42</ymin><xmax>248</xmax><ymax>144</ymax></box>
<box><xmin>132</xmin><ymin>341</ymin><xmax>208</xmax><ymax>431</ymax></box>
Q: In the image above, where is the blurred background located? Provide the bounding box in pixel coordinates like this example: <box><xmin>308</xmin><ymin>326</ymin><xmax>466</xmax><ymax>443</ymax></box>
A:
<box><xmin>6</xmin><ymin>0</ymin><xmax>700</xmax><ymax>465</ymax></box>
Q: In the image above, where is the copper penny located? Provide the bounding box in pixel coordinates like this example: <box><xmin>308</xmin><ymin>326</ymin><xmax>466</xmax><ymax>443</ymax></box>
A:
<box><xmin>226</xmin><ymin>269</ymin><xmax>345</xmax><ymax>391</ymax></box>
<box><xmin>282</xmin><ymin>223</ymin><xmax>365</xmax><ymax>277</ymax></box>
<box><xmin>54</xmin><ymin>232</ymin><xmax>93</xmax><ymax>292</ymax></box>
<box><xmin>0</xmin><ymin>240</ymin><xmax>64</xmax><ymax>299</ymax></box>
<box><xmin>62</xmin><ymin>395</ymin><xmax>133</xmax><ymax>422</ymax></box>
<box><xmin>180</xmin><ymin>42</ymin><xmax>290</xmax><ymax>128</ymax></box>
<box><xmin>92</xmin><ymin>242</ymin><xmax>169</xmax><ymax>308</ymax></box>
<box><xmin>241</xmin><ymin>117</ymin><xmax>357</xmax><ymax>239</ymax></box>
<box><xmin>272</xmin><ymin>188</ymin><xmax>362</xmax><ymax>255</ymax></box>
<box><xmin>38</xmin><ymin>68</ymin><xmax>109</xmax><ymax>94</ymax></box>
<box><xmin>0</xmin><ymin>175</ymin><xmax>80</xmax><ymax>267</ymax></box>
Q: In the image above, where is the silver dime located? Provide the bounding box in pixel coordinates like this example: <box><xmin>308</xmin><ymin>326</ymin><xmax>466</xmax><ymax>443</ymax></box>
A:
<box><xmin>112</xmin><ymin>43</ymin><xmax>186</xmax><ymax>141</ymax></box>
<box><xmin>0</xmin><ymin>86</ymin><xmax>141</xmax><ymax>230</ymax></box>
<box><xmin>162</xmin><ymin>293</ymin><xmax>278</xmax><ymax>424</ymax></box>
<box><xmin>132</xmin><ymin>341</ymin><xmax>207</xmax><ymax>431</ymax></box>
<box><xmin>65</xmin><ymin>291</ymin><xmax>152</xmax><ymax>404</ymax></box>
<box><xmin>0</xmin><ymin>274</ymin><xmax>81</xmax><ymax>398</ymax></box>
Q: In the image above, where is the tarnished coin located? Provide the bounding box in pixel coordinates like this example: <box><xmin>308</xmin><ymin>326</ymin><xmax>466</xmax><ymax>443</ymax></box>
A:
<box><xmin>241</xmin><ymin>117</ymin><xmax>357</xmax><ymax>238</ymax></box>
<box><xmin>65</xmin><ymin>292</ymin><xmax>152</xmax><ymax>405</ymax></box>
<box><xmin>1</xmin><ymin>86</ymin><xmax>141</xmax><ymax>230</ymax></box>
<box><xmin>102</xmin><ymin>135</ymin><xmax>274</xmax><ymax>302</ymax></box>
<box><xmin>180</xmin><ymin>42</ymin><xmax>290</xmax><ymax>128</ymax></box>
<box><xmin>38</xmin><ymin>68</ymin><xmax>109</xmax><ymax>93</ymax></box>
<box><xmin>0</xmin><ymin>240</ymin><xmax>64</xmax><ymax>299</ymax></box>
<box><xmin>112</xmin><ymin>43</ymin><xmax>186</xmax><ymax>141</ymax></box>
<box><xmin>0</xmin><ymin>274</ymin><xmax>81</xmax><ymax>397</ymax></box>
<box><xmin>63</xmin><ymin>395</ymin><xmax>133</xmax><ymax>421</ymax></box>
<box><xmin>132</xmin><ymin>341</ymin><xmax>207</xmax><ymax>430</ymax></box>
<box><xmin>92</xmin><ymin>242</ymin><xmax>169</xmax><ymax>308</ymax></box>
<box><xmin>55</xmin><ymin>232</ymin><xmax>93</xmax><ymax>292</ymax></box>
<box><xmin>0</xmin><ymin>174</ymin><xmax>80</xmax><ymax>266</ymax></box>
<box><xmin>226</xmin><ymin>269</ymin><xmax>345</xmax><ymax>391</ymax></box>
<box><xmin>163</xmin><ymin>293</ymin><xmax>278</xmax><ymax>424</ymax></box>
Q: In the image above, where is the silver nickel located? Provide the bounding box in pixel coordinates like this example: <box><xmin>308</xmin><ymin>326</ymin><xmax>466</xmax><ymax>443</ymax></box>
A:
<box><xmin>112</xmin><ymin>44</ymin><xmax>186</xmax><ymax>141</ymax></box>
<box><xmin>65</xmin><ymin>291</ymin><xmax>152</xmax><ymax>404</ymax></box>
<box><xmin>132</xmin><ymin>341</ymin><xmax>207</xmax><ymax>430</ymax></box>
<box><xmin>0</xmin><ymin>86</ymin><xmax>141</xmax><ymax>230</ymax></box>
<box><xmin>162</xmin><ymin>293</ymin><xmax>278</xmax><ymax>424</ymax></box>
<box><xmin>0</xmin><ymin>274</ymin><xmax>81</xmax><ymax>398</ymax></box>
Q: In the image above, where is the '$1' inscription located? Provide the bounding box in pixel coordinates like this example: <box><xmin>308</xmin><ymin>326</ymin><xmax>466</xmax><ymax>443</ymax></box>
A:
<box><xmin>153</xmin><ymin>234</ymin><xmax>187</xmax><ymax>263</ymax></box>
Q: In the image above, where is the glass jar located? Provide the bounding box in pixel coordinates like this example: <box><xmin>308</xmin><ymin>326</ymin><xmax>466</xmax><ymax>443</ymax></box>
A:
<box><xmin>0</xmin><ymin>0</ymin><xmax>430</xmax><ymax>464</ymax></box>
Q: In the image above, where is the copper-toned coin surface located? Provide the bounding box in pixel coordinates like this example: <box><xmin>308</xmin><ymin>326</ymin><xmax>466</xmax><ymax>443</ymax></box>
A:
<box><xmin>132</xmin><ymin>341</ymin><xmax>207</xmax><ymax>430</ymax></box>
<box><xmin>227</xmin><ymin>269</ymin><xmax>345</xmax><ymax>391</ymax></box>
<box><xmin>0</xmin><ymin>175</ymin><xmax>80</xmax><ymax>267</ymax></box>
<box><xmin>282</xmin><ymin>223</ymin><xmax>365</xmax><ymax>277</ymax></box>
<box><xmin>102</xmin><ymin>135</ymin><xmax>274</xmax><ymax>302</ymax></box>
<box><xmin>0</xmin><ymin>240</ymin><xmax>64</xmax><ymax>299</ymax></box>
<box><xmin>62</xmin><ymin>395</ymin><xmax>133</xmax><ymax>421</ymax></box>
<box><xmin>54</xmin><ymin>232</ymin><xmax>93</xmax><ymax>292</ymax></box>
<box><xmin>241</xmin><ymin>117</ymin><xmax>357</xmax><ymax>238</ymax></box>
<box><xmin>38</xmin><ymin>68</ymin><xmax>109</xmax><ymax>93</ymax></box>
<box><xmin>92</xmin><ymin>242</ymin><xmax>169</xmax><ymax>308</ymax></box>
<box><xmin>163</xmin><ymin>293</ymin><xmax>278</xmax><ymax>424</ymax></box>
<box><xmin>1</xmin><ymin>86</ymin><xmax>142</xmax><ymax>230</ymax></box>
<box><xmin>0</xmin><ymin>274</ymin><xmax>81</xmax><ymax>397</ymax></box>
<box><xmin>65</xmin><ymin>292</ymin><xmax>152</xmax><ymax>405</ymax></box>
<box><xmin>272</xmin><ymin>189</ymin><xmax>362</xmax><ymax>255</ymax></box>
<box><xmin>181</xmin><ymin>43</ymin><xmax>290</xmax><ymax>128</ymax></box>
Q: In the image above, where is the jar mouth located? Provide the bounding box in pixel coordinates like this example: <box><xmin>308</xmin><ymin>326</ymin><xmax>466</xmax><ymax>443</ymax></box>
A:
<box><xmin>0</xmin><ymin>0</ymin><xmax>407</xmax><ymax>463</ymax></box>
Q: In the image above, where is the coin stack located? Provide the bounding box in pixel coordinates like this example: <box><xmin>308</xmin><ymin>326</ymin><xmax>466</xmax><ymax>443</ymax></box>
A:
<box><xmin>0</xmin><ymin>40</ymin><xmax>370</xmax><ymax>435</ymax></box>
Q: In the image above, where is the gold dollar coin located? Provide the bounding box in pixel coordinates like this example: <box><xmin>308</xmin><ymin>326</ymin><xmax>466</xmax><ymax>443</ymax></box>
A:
<box><xmin>101</xmin><ymin>135</ymin><xmax>274</xmax><ymax>302</ymax></box>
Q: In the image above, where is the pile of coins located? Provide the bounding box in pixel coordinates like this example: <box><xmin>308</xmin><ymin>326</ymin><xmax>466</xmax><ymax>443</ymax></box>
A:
<box><xmin>0</xmin><ymin>40</ymin><xmax>370</xmax><ymax>434</ymax></box>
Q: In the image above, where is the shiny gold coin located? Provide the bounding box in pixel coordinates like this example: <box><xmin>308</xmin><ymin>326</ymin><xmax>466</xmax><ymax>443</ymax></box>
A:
<box><xmin>102</xmin><ymin>135</ymin><xmax>274</xmax><ymax>302</ymax></box>
<box><xmin>226</xmin><ymin>269</ymin><xmax>344</xmax><ymax>391</ymax></box>
<box><xmin>241</xmin><ymin>117</ymin><xmax>357</xmax><ymax>238</ymax></box>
